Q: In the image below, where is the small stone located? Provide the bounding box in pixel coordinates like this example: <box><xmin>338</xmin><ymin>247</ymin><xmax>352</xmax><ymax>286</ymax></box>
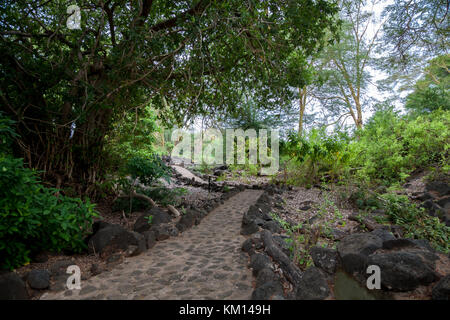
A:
<box><xmin>295</xmin><ymin>267</ymin><xmax>330</xmax><ymax>300</ymax></box>
<box><xmin>27</xmin><ymin>269</ymin><xmax>50</xmax><ymax>290</ymax></box>
<box><xmin>249</xmin><ymin>253</ymin><xmax>272</xmax><ymax>276</ymax></box>
<box><xmin>310</xmin><ymin>246</ymin><xmax>338</xmax><ymax>274</ymax></box>
<box><xmin>0</xmin><ymin>272</ymin><xmax>29</xmax><ymax>300</ymax></box>
<box><xmin>432</xmin><ymin>275</ymin><xmax>450</xmax><ymax>300</ymax></box>
<box><xmin>251</xmin><ymin>281</ymin><xmax>283</xmax><ymax>300</ymax></box>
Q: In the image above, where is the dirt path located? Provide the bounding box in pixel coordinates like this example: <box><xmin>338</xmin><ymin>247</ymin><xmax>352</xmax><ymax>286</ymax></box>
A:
<box><xmin>40</xmin><ymin>189</ymin><xmax>263</xmax><ymax>300</ymax></box>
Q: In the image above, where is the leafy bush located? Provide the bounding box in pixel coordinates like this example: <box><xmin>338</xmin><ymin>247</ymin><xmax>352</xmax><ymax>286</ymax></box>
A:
<box><xmin>380</xmin><ymin>193</ymin><xmax>449</xmax><ymax>253</ymax></box>
<box><xmin>405</xmin><ymin>54</ymin><xmax>449</xmax><ymax>114</ymax></box>
<box><xmin>0</xmin><ymin>156</ymin><xmax>97</xmax><ymax>270</ymax></box>
<box><xmin>351</xmin><ymin>108</ymin><xmax>449</xmax><ymax>185</ymax></box>
<box><xmin>112</xmin><ymin>186</ymin><xmax>187</xmax><ymax>212</ymax></box>
<box><xmin>126</xmin><ymin>155</ymin><xmax>171</xmax><ymax>186</ymax></box>
<box><xmin>104</xmin><ymin>105</ymin><xmax>161</xmax><ymax>170</ymax></box>
<box><xmin>284</xmin><ymin>128</ymin><xmax>351</xmax><ymax>185</ymax></box>
<box><xmin>0</xmin><ymin>112</ymin><xmax>17</xmax><ymax>155</ymax></box>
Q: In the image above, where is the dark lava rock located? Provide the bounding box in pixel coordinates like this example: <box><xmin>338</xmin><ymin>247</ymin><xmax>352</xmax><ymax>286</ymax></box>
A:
<box><xmin>255</xmin><ymin>268</ymin><xmax>279</xmax><ymax>288</ymax></box>
<box><xmin>437</xmin><ymin>196</ymin><xmax>450</xmax><ymax>210</ymax></box>
<box><xmin>310</xmin><ymin>246</ymin><xmax>338</xmax><ymax>274</ymax></box>
<box><xmin>432</xmin><ymin>275</ymin><xmax>450</xmax><ymax>300</ymax></box>
<box><xmin>125</xmin><ymin>245</ymin><xmax>142</xmax><ymax>257</ymax></box>
<box><xmin>242</xmin><ymin>239</ymin><xmax>253</xmax><ymax>252</ymax></box>
<box><xmin>142</xmin><ymin>230</ymin><xmax>157</xmax><ymax>249</ymax></box>
<box><xmin>260</xmin><ymin>230</ymin><xmax>302</xmax><ymax>287</ymax></box>
<box><xmin>412</xmin><ymin>192</ymin><xmax>433</xmax><ymax>201</ymax></box>
<box><xmin>272</xmin><ymin>235</ymin><xmax>292</xmax><ymax>257</ymax></box>
<box><xmin>241</xmin><ymin>221</ymin><xmax>260</xmax><ymax>235</ymax></box>
<box><xmin>88</xmin><ymin>224</ymin><xmax>146</xmax><ymax>256</ymax></box>
<box><xmin>371</xmin><ymin>228</ymin><xmax>395</xmax><ymax>242</ymax></box>
<box><xmin>425</xmin><ymin>180</ymin><xmax>450</xmax><ymax>197</ymax></box>
<box><xmin>27</xmin><ymin>269</ymin><xmax>50</xmax><ymax>290</ymax></box>
<box><xmin>421</xmin><ymin>200</ymin><xmax>445</xmax><ymax>218</ymax></box>
<box><xmin>295</xmin><ymin>267</ymin><xmax>330</xmax><ymax>300</ymax></box>
<box><xmin>176</xmin><ymin>210</ymin><xmax>198</xmax><ymax>232</ymax></box>
<box><xmin>0</xmin><ymin>272</ymin><xmax>29</xmax><ymax>300</ymax></box>
<box><xmin>49</xmin><ymin>260</ymin><xmax>74</xmax><ymax>276</ymax></box>
<box><xmin>92</xmin><ymin>220</ymin><xmax>112</xmax><ymax>234</ymax></box>
<box><xmin>90</xmin><ymin>264</ymin><xmax>102</xmax><ymax>276</ymax></box>
<box><xmin>251</xmin><ymin>281</ymin><xmax>284</xmax><ymax>300</ymax></box>
<box><xmin>337</xmin><ymin>233</ymin><xmax>383</xmax><ymax>274</ymax></box>
<box><xmin>31</xmin><ymin>251</ymin><xmax>49</xmax><ymax>263</ymax></box>
<box><xmin>249</xmin><ymin>253</ymin><xmax>272</xmax><ymax>276</ymax></box>
<box><xmin>151</xmin><ymin>223</ymin><xmax>174</xmax><ymax>241</ymax></box>
<box><xmin>262</xmin><ymin>220</ymin><xmax>281</xmax><ymax>233</ymax></box>
<box><xmin>382</xmin><ymin>238</ymin><xmax>435</xmax><ymax>251</ymax></box>
<box><xmin>330</xmin><ymin>228</ymin><xmax>348</xmax><ymax>240</ymax></box>
<box><xmin>367</xmin><ymin>251</ymin><xmax>438</xmax><ymax>291</ymax></box>
<box><xmin>133</xmin><ymin>207</ymin><xmax>171</xmax><ymax>233</ymax></box>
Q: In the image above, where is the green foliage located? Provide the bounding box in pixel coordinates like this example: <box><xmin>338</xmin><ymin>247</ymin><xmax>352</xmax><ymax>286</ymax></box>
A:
<box><xmin>105</xmin><ymin>105</ymin><xmax>161</xmax><ymax>169</ymax></box>
<box><xmin>351</xmin><ymin>107</ymin><xmax>450</xmax><ymax>184</ymax></box>
<box><xmin>405</xmin><ymin>55</ymin><xmax>450</xmax><ymax>114</ymax></box>
<box><xmin>271</xmin><ymin>212</ymin><xmax>314</xmax><ymax>270</ymax></box>
<box><xmin>0</xmin><ymin>0</ymin><xmax>340</xmax><ymax>191</ymax></box>
<box><xmin>0</xmin><ymin>113</ymin><xmax>98</xmax><ymax>270</ymax></box>
<box><xmin>285</xmin><ymin>128</ymin><xmax>351</xmax><ymax>184</ymax></box>
<box><xmin>126</xmin><ymin>155</ymin><xmax>171</xmax><ymax>186</ymax></box>
<box><xmin>380</xmin><ymin>193</ymin><xmax>449</xmax><ymax>253</ymax></box>
<box><xmin>144</xmin><ymin>215</ymin><xmax>154</xmax><ymax>225</ymax></box>
<box><xmin>0</xmin><ymin>112</ymin><xmax>17</xmax><ymax>155</ymax></box>
<box><xmin>0</xmin><ymin>155</ymin><xmax>97</xmax><ymax>270</ymax></box>
<box><xmin>141</xmin><ymin>187</ymin><xmax>187</xmax><ymax>207</ymax></box>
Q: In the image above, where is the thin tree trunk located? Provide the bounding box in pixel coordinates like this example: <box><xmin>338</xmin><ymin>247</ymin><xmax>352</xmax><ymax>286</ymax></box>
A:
<box><xmin>298</xmin><ymin>86</ymin><xmax>307</xmax><ymax>136</ymax></box>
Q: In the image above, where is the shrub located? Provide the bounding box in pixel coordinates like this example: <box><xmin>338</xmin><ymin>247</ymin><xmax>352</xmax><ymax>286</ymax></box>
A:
<box><xmin>284</xmin><ymin>128</ymin><xmax>352</xmax><ymax>185</ymax></box>
<box><xmin>0</xmin><ymin>155</ymin><xmax>97</xmax><ymax>270</ymax></box>
<box><xmin>351</xmin><ymin>108</ymin><xmax>449</xmax><ymax>185</ymax></box>
<box><xmin>380</xmin><ymin>193</ymin><xmax>449</xmax><ymax>253</ymax></box>
<box><xmin>126</xmin><ymin>154</ymin><xmax>171</xmax><ymax>186</ymax></box>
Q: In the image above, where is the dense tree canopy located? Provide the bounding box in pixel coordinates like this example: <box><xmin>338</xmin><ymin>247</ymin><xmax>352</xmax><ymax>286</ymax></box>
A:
<box><xmin>0</xmin><ymin>0</ymin><xmax>340</xmax><ymax>192</ymax></box>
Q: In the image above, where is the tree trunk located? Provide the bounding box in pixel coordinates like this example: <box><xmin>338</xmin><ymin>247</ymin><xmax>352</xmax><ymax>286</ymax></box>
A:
<box><xmin>298</xmin><ymin>86</ymin><xmax>307</xmax><ymax>136</ymax></box>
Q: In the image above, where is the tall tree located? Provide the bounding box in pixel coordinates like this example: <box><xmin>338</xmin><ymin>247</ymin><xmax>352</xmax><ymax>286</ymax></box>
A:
<box><xmin>405</xmin><ymin>54</ymin><xmax>450</xmax><ymax>114</ymax></box>
<box><xmin>379</xmin><ymin>0</ymin><xmax>449</xmax><ymax>92</ymax></box>
<box><xmin>304</xmin><ymin>0</ymin><xmax>384</xmax><ymax>129</ymax></box>
<box><xmin>0</xmin><ymin>0</ymin><xmax>340</xmax><ymax>193</ymax></box>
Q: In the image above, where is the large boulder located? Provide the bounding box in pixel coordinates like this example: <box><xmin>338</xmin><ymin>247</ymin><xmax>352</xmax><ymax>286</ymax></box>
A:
<box><xmin>262</xmin><ymin>220</ymin><xmax>282</xmax><ymax>233</ymax></box>
<box><xmin>27</xmin><ymin>269</ymin><xmax>50</xmax><ymax>290</ymax></box>
<box><xmin>0</xmin><ymin>272</ymin><xmax>29</xmax><ymax>300</ymax></box>
<box><xmin>133</xmin><ymin>207</ymin><xmax>171</xmax><ymax>233</ymax></box>
<box><xmin>251</xmin><ymin>281</ymin><xmax>284</xmax><ymax>300</ymax></box>
<box><xmin>367</xmin><ymin>251</ymin><xmax>438</xmax><ymax>291</ymax></box>
<box><xmin>295</xmin><ymin>267</ymin><xmax>330</xmax><ymax>300</ymax></box>
<box><xmin>255</xmin><ymin>268</ymin><xmax>279</xmax><ymax>288</ymax></box>
<box><xmin>49</xmin><ymin>259</ymin><xmax>74</xmax><ymax>277</ymax></box>
<box><xmin>337</xmin><ymin>233</ymin><xmax>383</xmax><ymax>274</ymax></box>
<box><xmin>151</xmin><ymin>223</ymin><xmax>178</xmax><ymax>241</ymax></box>
<box><xmin>371</xmin><ymin>228</ymin><xmax>395</xmax><ymax>242</ymax></box>
<box><xmin>176</xmin><ymin>209</ymin><xmax>202</xmax><ymax>232</ymax></box>
<box><xmin>88</xmin><ymin>223</ymin><xmax>146</xmax><ymax>257</ymax></box>
<box><xmin>310</xmin><ymin>246</ymin><xmax>338</xmax><ymax>275</ymax></box>
<box><xmin>425</xmin><ymin>180</ymin><xmax>450</xmax><ymax>197</ymax></box>
<box><xmin>249</xmin><ymin>253</ymin><xmax>272</xmax><ymax>276</ymax></box>
<box><xmin>142</xmin><ymin>230</ymin><xmax>157</xmax><ymax>249</ymax></box>
<box><xmin>432</xmin><ymin>275</ymin><xmax>450</xmax><ymax>300</ymax></box>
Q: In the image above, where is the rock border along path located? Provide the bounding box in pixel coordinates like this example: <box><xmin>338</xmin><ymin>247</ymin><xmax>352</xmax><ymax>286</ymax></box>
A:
<box><xmin>41</xmin><ymin>189</ymin><xmax>263</xmax><ymax>300</ymax></box>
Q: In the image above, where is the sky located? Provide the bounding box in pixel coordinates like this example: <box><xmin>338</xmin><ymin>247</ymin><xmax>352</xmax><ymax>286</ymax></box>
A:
<box><xmin>189</xmin><ymin>0</ymin><xmax>408</xmax><ymax>134</ymax></box>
